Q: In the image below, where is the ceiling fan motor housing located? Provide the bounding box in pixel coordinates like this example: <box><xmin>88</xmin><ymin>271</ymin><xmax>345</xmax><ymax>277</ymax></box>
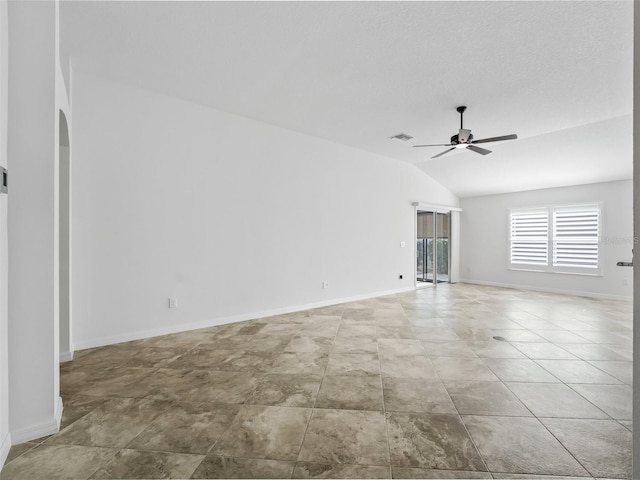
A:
<box><xmin>450</xmin><ymin>132</ymin><xmax>473</xmax><ymax>145</ymax></box>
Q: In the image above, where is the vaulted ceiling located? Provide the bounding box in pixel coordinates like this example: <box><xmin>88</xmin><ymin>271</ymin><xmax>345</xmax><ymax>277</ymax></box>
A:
<box><xmin>60</xmin><ymin>1</ymin><xmax>633</xmax><ymax>198</ymax></box>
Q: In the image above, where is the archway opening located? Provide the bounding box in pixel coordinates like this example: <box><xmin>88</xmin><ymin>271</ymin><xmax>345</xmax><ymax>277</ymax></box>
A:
<box><xmin>59</xmin><ymin>110</ymin><xmax>71</xmax><ymax>361</ymax></box>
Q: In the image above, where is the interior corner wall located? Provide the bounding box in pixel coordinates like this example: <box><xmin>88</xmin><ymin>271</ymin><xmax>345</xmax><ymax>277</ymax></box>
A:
<box><xmin>0</xmin><ymin>0</ymin><xmax>9</xmax><ymax>469</ymax></box>
<box><xmin>71</xmin><ymin>71</ymin><xmax>458</xmax><ymax>348</ymax></box>
<box><xmin>459</xmin><ymin>180</ymin><xmax>633</xmax><ymax>300</ymax></box>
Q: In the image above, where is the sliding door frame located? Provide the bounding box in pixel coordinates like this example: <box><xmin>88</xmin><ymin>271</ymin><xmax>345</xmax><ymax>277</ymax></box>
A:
<box><xmin>412</xmin><ymin>202</ymin><xmax>462</xmax><ymax>289</ymax></box>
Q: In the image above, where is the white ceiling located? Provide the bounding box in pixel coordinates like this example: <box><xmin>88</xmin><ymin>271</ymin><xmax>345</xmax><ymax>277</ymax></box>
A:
<box><xmin>60</xmin><ymin>1</ymin><xmax>633</xmax><ymax>198</ymax></box>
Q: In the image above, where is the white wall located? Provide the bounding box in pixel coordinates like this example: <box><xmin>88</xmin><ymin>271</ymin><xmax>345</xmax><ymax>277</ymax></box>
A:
<box><xmin>0</xmin><ymin>0</ymin><xmax>10</xmax><ymax>469</ymax></box>
<box><xmin>71</xmin><ymin>71</ymin><xmax>458</xmax><ymax>349</ymax></box>
<box><xmin>460</xmin><ymin>180</ymin><xmax>633</xmax><ymax>299</ymax></box>
<box><xmin>7</xmin><ymin>0</ymin><xmax>63</xmax><ymax>445</ymax></box>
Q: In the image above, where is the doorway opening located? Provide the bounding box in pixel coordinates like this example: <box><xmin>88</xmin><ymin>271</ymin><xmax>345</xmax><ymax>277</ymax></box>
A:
<box><xmin>416</xmin><ymin>210</ymin><xmax>450</xmax><ymax>285</ymax></box>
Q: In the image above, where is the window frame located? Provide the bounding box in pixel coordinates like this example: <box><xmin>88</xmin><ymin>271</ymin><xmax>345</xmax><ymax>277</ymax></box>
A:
<box><xmin>508</xmin><ymin>202</ymin><xmax>603</xmax><ymax>276</ymax></box>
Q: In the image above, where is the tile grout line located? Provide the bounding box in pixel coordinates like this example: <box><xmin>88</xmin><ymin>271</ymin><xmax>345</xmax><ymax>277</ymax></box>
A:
<box><xmin>533</xmin><ymin>416</ymin><xmax>599</xmax><ymax>478</ymax></box>
<box><xmin>289</xmin><ymin>307</ymin><xmax>342</xmax><ymax>477</ymax></box>
<box><xmin>377</xmin><ymin>309</ymin><xmax>394</xmax><ymax>479</ymax></box>
<box><xmin>507</xmin><ymin>315</ymin><xmax>610</xmax><ymax>479</ymax></box>
<box><xmin>204</xmin><ymin>326</ymin><xmax>296</xmax><ymax>464</ymax></box>
<box><xmin>436</xmin><ymin>360</ymin><xmax>493</xmax><ymax>476</ymax></box>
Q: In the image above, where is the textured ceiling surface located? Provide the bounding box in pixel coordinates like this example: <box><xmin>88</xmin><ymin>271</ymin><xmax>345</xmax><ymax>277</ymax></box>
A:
<box><xmin>60</xmin><ymin>1</ymin><xmax>633</xmax><ymax>197</ymax></box>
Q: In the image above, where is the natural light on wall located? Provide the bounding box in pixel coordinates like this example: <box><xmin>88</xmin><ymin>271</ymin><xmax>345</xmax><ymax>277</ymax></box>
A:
<box><xmin>509</xmin><ymin>204</ymin><xmax>601</xmax><ymax>275</ymax></box>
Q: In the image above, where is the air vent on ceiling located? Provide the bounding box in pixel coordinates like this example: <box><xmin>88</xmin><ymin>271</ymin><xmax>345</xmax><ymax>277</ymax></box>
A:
<box><xmin>389</xmin><ymin>133</ymin><xmax>414</xmax><ymax>142</ymax></box>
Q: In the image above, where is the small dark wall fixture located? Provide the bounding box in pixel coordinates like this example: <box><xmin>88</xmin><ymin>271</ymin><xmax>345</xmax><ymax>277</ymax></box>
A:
<box><xmin>0</xmin><ymin>167</ymin><xmax>7</xmax><ymax>193</ymax></box>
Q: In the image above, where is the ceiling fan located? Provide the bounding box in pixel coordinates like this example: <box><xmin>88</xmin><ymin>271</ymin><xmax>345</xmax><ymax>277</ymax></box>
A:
<box><xmin>413</xmin><ymin>106</ymin><xmax>518</xmax><ymax>159</ymax></box>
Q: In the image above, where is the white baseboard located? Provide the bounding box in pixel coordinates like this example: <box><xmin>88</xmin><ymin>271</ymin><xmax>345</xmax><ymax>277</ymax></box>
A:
<box><xmin>59</xmin><ymin>348</ymin><xmax>74</xmax><ymax>363</ymax></box>
<box><xmin>10</xmin><ymin>396</ymin><xmax>63</xmax><ymax>444</ymax></box>
<box><xmin>459</xmin><ymin>278</ymin><xmax>632</xmax><ymax>301</ymax></box>
<box><xmin>0</xmin><ymin>431</ymin><xmax>11</xmax><ymax>469</ymax></box>
<box><xmin>74</xmin><ymin>286</ymin><xmax>416</xmax><ymax>350</ymax></box>
<box><xmin>55</xmin><ymin>396</ymin><xmax>63</xmax><ymax>430</ymax></box>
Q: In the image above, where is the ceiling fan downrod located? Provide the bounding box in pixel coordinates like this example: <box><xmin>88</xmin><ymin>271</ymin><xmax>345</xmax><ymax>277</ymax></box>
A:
<box><xmin>457</xmin><ymin>105</ymin><xmax>467</xmax><ymax>130</ymax></box>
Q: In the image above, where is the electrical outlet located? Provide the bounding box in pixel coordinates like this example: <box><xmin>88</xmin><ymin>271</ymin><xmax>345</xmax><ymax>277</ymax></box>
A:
<box><xmin>400</xmin><ymin>241</ymin><xmax>406</xmax><ymax>248</ymax></box>
<box><xmin>322</xmin><ymin>281</ymin><xmax>329</xmax><ymax>289</ymax></box>
<box><xmin>168</xmin><ymin>297</ymin><xmax>178</xmax><ymax>309</ymax></box>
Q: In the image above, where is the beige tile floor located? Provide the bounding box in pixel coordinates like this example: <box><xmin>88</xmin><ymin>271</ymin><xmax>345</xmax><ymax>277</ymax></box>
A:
<box><xmin>1</xmin><ymin>283</ymin><xmax>632</xmax><ymax>479</ymax></box>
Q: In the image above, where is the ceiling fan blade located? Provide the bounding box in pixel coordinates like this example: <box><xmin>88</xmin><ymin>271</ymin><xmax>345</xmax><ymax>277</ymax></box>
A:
<box><xmin>413</xmin><ymin>143</ymin><xmax>454</xmax><ymax>148</ymax></box>
<box><xmin>466</xmin><ymin>145</ymin><xmax>492</xmax><ymax>155</ymax></box>
<box><xmin>471</xmin><ymin>134</ymin><xmax>518</xmax><ymax>144</ymax></box>
<box><xmin>431</xmin><ymin>147</ymin><xmax>456</xmax><ymax>159</ymax></box>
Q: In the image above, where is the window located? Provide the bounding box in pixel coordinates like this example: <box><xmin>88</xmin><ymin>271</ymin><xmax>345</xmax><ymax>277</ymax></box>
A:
<box><xmin>509</xmin><ymin>203</ymin><xmax>601</xmax><ymax>275</ymax></box>
<box><xmin>509</xmin><ymin>209</ymin><xmax>549</xmax><ymax>267</ymax></box>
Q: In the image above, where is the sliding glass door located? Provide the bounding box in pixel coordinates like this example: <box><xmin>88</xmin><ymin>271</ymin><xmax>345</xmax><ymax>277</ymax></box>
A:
<box><xmin>416</xmin><ymin>212</ymin><xmax>433</xmax><ymax>283</ymax></box>
<box><xmin>417</xmin><ymin>211</ymin><xmax>450</xmax><ymax>284</ymax></box>
<box><xmin>435</xmin><ymin>212</ymin><xmax>450</xmax><ymax>283</ymax></box>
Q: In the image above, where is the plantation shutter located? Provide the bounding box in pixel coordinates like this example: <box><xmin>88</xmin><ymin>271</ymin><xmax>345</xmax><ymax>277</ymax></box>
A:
<box><xmin>552</xmin><ymin>205</ymin><xmax>600</xmax><ymax>269</ymax></box>
<box><xmin>510</xmin><ymin>209</ymin><xmax>549</xmax><ymax>266</ymax></box>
